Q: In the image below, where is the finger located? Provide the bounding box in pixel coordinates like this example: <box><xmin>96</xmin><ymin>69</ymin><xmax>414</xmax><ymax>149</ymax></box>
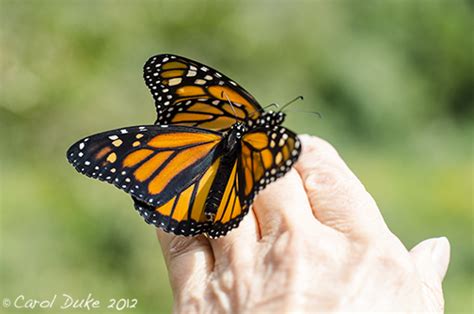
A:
<box><xmin>156</xmin><ymin>229</ymin><xmax>213</xmax><ymax>293</ymax></box>
<box><xmin>208</xmin><ymin>207</ymin><xmax>260</xmax><ymax>268</ymax></box>
<box><xmin>294</xmin><ymin>135</ymin><xmax>390</xmax><ymax>238</ymax></box>
<box><xmin>252</xmin><ymin>169</ymin><xmax>325</xmax><ymax>239</ymax></box>
<box><xmin>410</xmin><ymin>237</ymin><xmax>451</xmax><ymax>281</ymax></box>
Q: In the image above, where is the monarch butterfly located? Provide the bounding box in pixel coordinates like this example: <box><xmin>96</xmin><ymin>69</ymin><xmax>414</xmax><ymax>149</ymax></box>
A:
<box><xmin>67</xmin><ymin>54</ymin><xmax>301</xmax><ymax>237</ymax></box>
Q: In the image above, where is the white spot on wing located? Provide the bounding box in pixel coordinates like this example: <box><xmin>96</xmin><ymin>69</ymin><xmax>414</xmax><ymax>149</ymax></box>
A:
<box><xmin>194</xmin><ymin>79</ymin><xmax>206</xmax><ymax>85</ymax></box>
<box><xmin>168</xmin><ymin>78</ymin><xmax>182</xmax><ymax>86</ymax></box>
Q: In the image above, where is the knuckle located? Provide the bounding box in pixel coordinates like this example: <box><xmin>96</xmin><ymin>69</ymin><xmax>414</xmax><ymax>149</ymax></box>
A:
<box><xmin>270</xmin><ymin>229</ymin><xmax>314</xmax><ymax>262</ymax></box>
<box><xmin>167</xmin><ymin>235</ymin><xmax>208</xmax><ymax>260</ymax></box>
<box><xmin>304</xmin><ymin>165</ymin><xmax>357</xmax><ymax>201</ymax></box>
<box><xmin>300</xmin><ymin>135</ymin><xmax>339</xmax><ymax>156</ymax></box>
<box><xmin>286</xmin><ymin>230</ymin><xmax>308</xmax><ymax>254</ymax></box>
<box><xmin>216</xmin><ymin>268</ymin><xmax>236</xmax><ymax>292</ymax></box>
<box><xmin>271</xmin><ymin>230</ymin><xmax>299</xmax><ymax>260</ymax></box>
<box><xmin>370</xmin><ymin>241</ymin><xmax>415</xmax><ymax>274</ymax></box>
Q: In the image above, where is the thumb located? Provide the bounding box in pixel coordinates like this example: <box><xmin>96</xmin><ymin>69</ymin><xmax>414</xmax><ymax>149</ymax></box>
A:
<box><xmin>410</xmin><ymin>237</ymin><xmax>451</xmax><ymax>284</ymax></box>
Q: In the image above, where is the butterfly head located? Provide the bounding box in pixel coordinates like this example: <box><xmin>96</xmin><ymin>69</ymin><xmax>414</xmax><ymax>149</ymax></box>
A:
<box><xmin>232</xmin><ymin>122</ymin><xmax>248</xmax><ymax>138</ymax></box>
<box><xmin>224</xmin><ymin>122</ymin><xmax>248</xmax><ymax>152</ymax></box>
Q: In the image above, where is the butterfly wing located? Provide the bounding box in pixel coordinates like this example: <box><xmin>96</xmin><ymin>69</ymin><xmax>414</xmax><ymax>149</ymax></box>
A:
<box><xmin>239</xmin><ymin>125</ymin><xmax>301</xmax><ymax>204</ymax></box>
<box><xmin>206</xmin><ymin>157</ymin><xmax>248</xmax><ymax>238</ymax></box>
<box><xmin>66</xmin><ymin>125</ymin><xmax>224</xmax><ymax>208</ymax></box>
<box><xmin>133</xmin><ymin>154</ymin><xmax>246</xmax><ymax>237</ymax></box>
<box><xmin>143</xmin><ymin>54</ymin><xmax>263</xmax><ymax>132</ymax></box>
<box><xmin>132</xmin><ymin>154</ymin><xmax>223</xmax><ymax>236</ymax></box>
<box><xmin>205</xmin><ymin>126</ymin><xmax>302</xmax><ymax>238</ymax></box>
<box><xmin>121</xmin><ymin>126</ymin><xmax>301</xmax><ymax>238</ymax></box>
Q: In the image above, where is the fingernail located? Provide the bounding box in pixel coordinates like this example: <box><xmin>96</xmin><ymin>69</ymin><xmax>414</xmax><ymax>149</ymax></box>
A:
<box><xmin>431</xmin><ymin>237</ymin><xmax>450</xmax><ymax>279</ymax></box>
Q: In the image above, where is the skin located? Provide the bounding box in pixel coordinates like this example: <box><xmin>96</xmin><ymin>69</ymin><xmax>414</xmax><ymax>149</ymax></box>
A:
<box><xmin>156</xmin><ymin>135</ymin><xmax>450</xmax><ymax>313</ymax></box>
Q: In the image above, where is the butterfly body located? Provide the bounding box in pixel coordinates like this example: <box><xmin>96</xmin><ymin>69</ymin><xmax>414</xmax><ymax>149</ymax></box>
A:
<box><xmin>204</xmin><ymin>124</ymin><xmax>246</xmax><ymax>221</ymax></box>
<box><xmin>67</xmin><ymin>54</ymin><xmax>302</xmax><ymax>237</ymax></box>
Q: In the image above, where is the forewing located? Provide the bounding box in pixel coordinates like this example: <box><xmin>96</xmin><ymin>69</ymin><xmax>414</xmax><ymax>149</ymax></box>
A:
<box><xmin>143</xmin><ymin>54</ymin><xmax>263</xmax><ymax>131</ymax></box>
<box><xmin>66</xmin><ymin>125</ymin><xmax>223</xmax><ymax>207</ymax></box>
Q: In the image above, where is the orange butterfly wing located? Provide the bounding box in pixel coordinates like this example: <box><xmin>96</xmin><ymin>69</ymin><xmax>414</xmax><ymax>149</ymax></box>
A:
<box><xmin>67</xmin><ymin>125</ymin><xmax>224</xmax><ymax>208</ymax></box>
<box><xmin>133</xmin><ymin>156</ymin><xmax>223</xmax><ymax>235</ymax></box>
<box><xmin>143</xmin><ymin>54</ymin><xmax>263</xmax><ymax>132</ymax></box>
<box><xmin>134</xmin><ymin>154</ymin><xmax>248</xmax><ymax>238</ymax></box>
<box><xmin>204</xmin><ymin>126</ymin><xmax>302</xmax><ymax>237</ymax></box>
<box><xmin>239</xmin><ymin>126</ymin><xmax>301</xmax><ymax>200</ymax></box>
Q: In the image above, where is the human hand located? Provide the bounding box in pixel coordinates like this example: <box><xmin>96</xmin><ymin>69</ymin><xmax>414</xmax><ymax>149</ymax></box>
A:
<box><xmin>155</xmin><ymin>135</ymin><xmax>450</xmax><ymax>313</ymax></box>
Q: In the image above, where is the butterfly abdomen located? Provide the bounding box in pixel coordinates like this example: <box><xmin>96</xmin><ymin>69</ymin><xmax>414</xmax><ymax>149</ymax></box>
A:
<box><xmin>204</xmin><ymin>153</ymin><xmax>238</xmax><ymax>218</ymax></box>
<box><xmin>204</xmin><ymin>125</ymin><xmax>243</xmax><ymax>221</ymax></box>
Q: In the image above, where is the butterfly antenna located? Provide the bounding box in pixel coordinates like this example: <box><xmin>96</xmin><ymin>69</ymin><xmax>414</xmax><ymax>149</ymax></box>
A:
<box><xmin>221</xmin><ymin>91</ymin><xmax>238</xmax><ymax>123</ymax></box>
<box><xmin>279</xmin><ymin>95</ymin><xmax>304</xmax><ymax>112</ymax></box>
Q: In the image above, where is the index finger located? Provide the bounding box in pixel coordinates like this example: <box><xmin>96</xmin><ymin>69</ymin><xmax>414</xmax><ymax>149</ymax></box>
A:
<box><xmin>294</xmin><ymin>135</ymin><xmax>390</xmax><ymax>239</ymax></box>
<box><xmin>156</xmin><ymin>230</ymin><xmax>213</xmax><ymax>294</ymax></box>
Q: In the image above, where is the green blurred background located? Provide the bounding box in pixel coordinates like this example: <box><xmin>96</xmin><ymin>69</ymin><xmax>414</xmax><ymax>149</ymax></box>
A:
<box><xmin>1</xmin><ymin>0</ymin><xmax>472</xmax><ymax>313</ymax></box>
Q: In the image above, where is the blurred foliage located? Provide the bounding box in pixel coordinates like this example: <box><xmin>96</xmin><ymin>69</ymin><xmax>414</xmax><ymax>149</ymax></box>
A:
<box><xmin>0</xmin><ymin>0</ymin><xmax>472</xmax><ymax>313</ymax></box>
